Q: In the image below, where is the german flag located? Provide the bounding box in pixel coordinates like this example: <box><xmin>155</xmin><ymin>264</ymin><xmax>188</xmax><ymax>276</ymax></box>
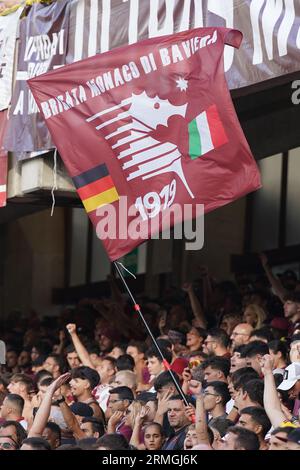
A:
<box><xmin>73</xmin><ymin>163</ymin><xmax>119</xmax><ymax>213</ymax></box>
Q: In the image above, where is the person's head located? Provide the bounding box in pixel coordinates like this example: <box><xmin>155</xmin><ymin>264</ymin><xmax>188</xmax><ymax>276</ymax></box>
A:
<box><xmin>203</xmin><ymin>328</ymin><xmax>230</xmax><ymax>356</ymax></box>
<box><xmin>230</xmin><ymin>323</ymin><xmax>253</xmax><ymax>348</ymax></box>
<box><xmin>34</xmin><ymin>369</ymin><xmax>53</xmax><ymax>388</ymax></box>
<box><xmin>277</xmin><ymin>362</ymin><xmax>300</xmax><ymax>400</ymax></box>
<box><xmin>110</xmin><ymin>370</ymin><xmax>137</xmax><ymax>392</ymax></box>
<box><xmin>65</xmin><ymin>345</ymin><xmax>81</xmax><ymax>370</ymax></box>
<box><xmin>209</xmin><ymin>417</ymin><xmax>233</xmax><ymax>449</ymax></box>
<box><xmin>289</xmin><ymin>335</ymin><xmax>300</xmax><ymax>363</ymax></box>
<box><xmin>269</xmin><ymin>426</ymin><xmax>295</xmax><ymax>450</ymax></box>
<box><xmin>107</xmin><ymin>386</ymin><xmax>134</xmax><ymax>414</ymax></box>
<box><xmin>123</xmin><ymin>400</ymin><xmax>144</xmax><ymax>428</ymax></box>
<box><xmin>0</xmin><ymin>435</ymin><xmax>19</xmax><ymax>451</ymax></box>
<box><xmin>8</xmin><ymin>373</ymin><xmax>34</xmax><ymax>397</ymax></box>
<box><xmin>153</xmin><ymin>370</ymin><xmax>180</xmax><ymax>399</ymax></box>
<box><xmin>186</xmin><ymin>327</ymin><xmax>206</xmax><ymax>352</ymax></box>
<box><xmin>70</xmin><ymin>366</ymin><xmax>100</xmax><ymax>397</ymax></box>
<box><xmin>230</xmin><ymin>346</ymin><xmax>247</xmax><ymax>373</ymax></box>
<box><xmin>268</xmin><ymin>340</ymin><xmax>288</xmax><ymax>369</ymax></box>
<box><xmin>17</xmin><ymin>350</ymin><xmax>31</xmax><ymax>369</ymax></box>
<box><xmin>0</xmin><ymin>421</ymin><xmax>27</xmax><ymax>449</ymax></box>
<box><xmin>201</xmin><ymin>357</ymin><xmax>230</xmax><ymax>383</ymax></box>
<box><xmin>31</xmin><ymin>342</ymin><xmax>51</xmax><ymax>362</ymax></box>
<box><xmin>80</xmin><ymin>417</ymin><xmax>105</xmax><ymax>439</ymax></box>
<box><xmin>5</xmin><ymin>349</ymin><xmax>18</xmax><ymax>369</ymax></box>
<box><xmin>235</xmin><ymin>379</ymin><xmax>264</xmax><ymax>410</ymax></box>
<box><xmin>243</xmin><ymin>304</ymin><xmax>266</xmax><ymax>329</ymax></box>
<box><xmin>188</xmin><ymin>351</ymin><xmax>208</xmax><ymax>369</ymax></box>
<box><xmin>38</xmin><ymin>377</ymin><xmax>54</xmax><ymax>399</ymax></box>
<box><xmin>42</xmin><ymin>422</ymin><xmax>61</xmax><ymax>449</ymax></box>
<box><xmin>43</xmin><ymin>354</ymin><xmax>65</xmax><ymax>377</ymax></box>
<box><xmin>20</xmin><ymin>437</ymin><xmax>51</xmax><ymax>451</ymax></box>
<box><xmin>221</xmin><ymin>426</ymin><xmax>260</xmax><ymax>450</ymax></box>
<box><xmin>287</xmin><ymin>429</ymin><xmax>300</xmax><ymax>450</ymax></box>
<box><xmin>240</xmin><ymin>341</ymin><xmax>269</xmax><ymax>375</ymax></box>
<box><xmin>238</xmin><ymin>407</ymin><xmax>271</xmax><ymax>440</ymax></box>
<box><xmin>126</xmin><ymin>341</ymin><xmax>147</xmax><ymax>365</ymax></box>
<box><xmin>146</xmin><ymin>347</ymin><xmax>172</xmax><ymax>377</ymax></box>
<box><xmin>69</xmin><ymin>402</ymin><xmax>93</xmax><ymax>423</ymax></box>
<box><xmin>109</xmin><ymin>345</ymin><xmax>126</xmax><ymax>359</ymax></box>
<box><xmin>229</xmin><ymin>367</ymin><xmax>260</xmax><ymax>399</ymax></box>
<box><xmin>115</xmin><ymin>354</ymin><xmax>135</xmax><ymax>372</ymax></box>
<box><xmin>143</xmin><ymin>422</ymin><xmax>165</xmax><ymax>451</ymax></box>
<box><xmin>283</xmin><ymin>292</ymin><xmax>300</xmax><ymax>323</ymax></box>
<box><xmin>96</xmin><ymin>433</ymin><xmax>130</xmax><ymax>450</ymax></box>
<box><xmin>203</xmin><ymin>381</ymin><xmax>230</xmax><ymax>413</ymax></box>
<box><xmin>167</xmin><ymin>395</ymin><xmax>191</xmax><ymax>431</ymax></box>
<box><xmin>96</xmin><ymin>356</ymin><xmax>116</xmax><ymax>384</ymax></box>
<box><xmin>219</xmin><ymin>313</ymin><xmax>243</xmax><ymax>336</ymax></box>
<box><xmin>184</xmin><ymin>424</ymin><xmax>199</xmax><ymax>450</ymax></box>
<box><xmin>0</xmin><ymin>394</ymin><xmax>24</xmax><ymax>420</ymax></box>
<box><xmin>249</xmin><ymin>328</ymin><xmax>274</xmax><ymax>344</ymax></box>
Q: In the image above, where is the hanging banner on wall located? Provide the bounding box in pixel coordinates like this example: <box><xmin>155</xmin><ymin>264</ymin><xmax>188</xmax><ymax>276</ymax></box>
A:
<box><xmin>4</xmin><ymin>0</ymin><xmax>70</xmax><ymax>153</ymax></box>
<box><xmin>29</xmin><ymin>27</ymin><xmax>261</xmax><ymax>260</ymax></box>
<box><xmin>0</xmin><ymin>5</ymin><xmax>24</xmax><ymax>111</ymax></box>
<box><xmin>67</xmin><ymin>0</ymin><xmax>300</xmax><ymax>90</ymax></box>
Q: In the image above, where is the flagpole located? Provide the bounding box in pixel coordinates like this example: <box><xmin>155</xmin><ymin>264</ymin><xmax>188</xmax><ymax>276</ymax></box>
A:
<box><xmin>113</xmin><ymin>261</ymin><xmax>190</xmax><ymax>407</ymax></box>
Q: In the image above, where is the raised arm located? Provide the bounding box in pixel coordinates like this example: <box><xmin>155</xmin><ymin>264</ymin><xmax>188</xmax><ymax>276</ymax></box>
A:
<box><xmin>58</xmin><ymin>401</ymin><xmax>85</xmax><ymax>440</ymax></box>
<box><xmin>66</xmin><ymin>323</ymin><xmax>94</xmax><ymax>368</ymax></box>
<box><xmin>182</xmin><ymin>282</ymin><xmax>207</xmax><ymax>329</ymax></box>
<box><xmin>28</xmin><ymin>373</ymin><xmax>71</xmax><ymax>438</ymax></box>
<box><xmin>259</xmin><ymin>254</ymin><xmax>287</xmax><ymax>303</ymax></box>
<box><xmin>260</xmin><ymin>354</ymin><xmax>286</xmax><ymax>428</ymax></box>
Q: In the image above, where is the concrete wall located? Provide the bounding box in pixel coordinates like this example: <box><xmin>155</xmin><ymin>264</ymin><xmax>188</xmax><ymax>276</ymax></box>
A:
<box><xmin>0</xmin><ymin>208</ymin><xmax>65</xmax><ymax>317</ymax></box>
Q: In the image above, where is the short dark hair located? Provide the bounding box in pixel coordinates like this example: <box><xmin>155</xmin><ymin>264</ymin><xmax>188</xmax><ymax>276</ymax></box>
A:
<box><xmin>268</xmin><ymin>340</ymin><xmax>289</xmax><ymax>361</ymax></box>
<box><xmin>96</xmin><ymin>433</ymin><xmax>130</xmax><ymax>450</ymax></box>
<box><xmin>35</xmin><ymin>370</ymin><xmax>52</xmax><ymax>385</ymax></box>
<box><xmin>116</xmin><ymin>354</ymin><xmax>135</xmax><ymax>372</ymax></box>
<box><xmin>240</xmin><ymin>406</ymin><xmax>271</xmax><ymax>437</ymax></box>
<box><xmin>240</xmin><ymin>379</ymin><xmax>264</xmax><ymax>407</ymax></box>
<box><xmin>153</xmin><ymin>371</ymin><xmax>180</xmax><ymax>392</ymax></box>
<box><xmin>21</xmin><ymin>437</ymin><xmax>51</xmax><ymax>450</ymax></box>
<box><xmin>109</xmin><ymin>386</ymin><xmax>134</xmax><ymax>402</ymax></box>
<box><xmin>156</xmin><ymin>338</ymin><xmax>172</xmax><ymax>350</ymax></box>
<box><xmin>77</xmin><ymin>437</ymin><xmax>98</xmax><ymax>450</ymax></box>
<box><xmin>82</xmin><ymin>417</ymin><xmax>105</xmax><ymax>437</ymax></box>
<box><xmin>102</xmin><ymin>356</ymin><xmax>117</xmax><ymax>368</ymax></box>
<box><xmin>10</xmin><ymin>374</ymin><xmax>35</xmax><ymax>393</ymax></box>
<box><xmin>127</xmin><ymin>340</ymin><xmax>147</xmax><ymax>355</ymax></box>
<box><xmin>145</xmin><ymin>347</ymin><xmax>172</xmax><ymax>365</ymax></box>
<box><xmin>232</xmin><ymin>368</ymin><xmax>260</xmax><ymax>391</ymax></box>
<box><xmin>201</xmin><ymin>357</ymin><xmax>230</xmax><ymax>378</ymax></box>
<box><xmin>249</xmin><ymin>328</ymin><xmax>274</xmax><ymax>343</ymax></box>
<box><xmin>207</xmin><ymin>328</ymin><xmax>230</xmax><ymax>348</ymax></box>
<box><xmin>209</xmin><ymin>417</ymin><xmax>233</xmax><ymax>437</ymax></box>
<box><xmin>206</xmin><ymin>381</ymin><xmax>231</xmax><ymax>406</ymax></box>
<box><xmin>240</xmin><ymin>341</ymin><xmax>269</xmax><ymax>359</ymax></box>
<box><xmin>45</xmin><ymin>422</ymin><xmax>61</xmax><ymax>445</ymax></box>
<box><xmin>227</xmin><ymin>426</ymin><xmax>260</xmax><ymax>450</ymax></box>
<box><xmin>0</xmin><ymin>420</ymin><xmax>27</xmax><ymax>447</ymax></box>
<box><xmin>46</xmin><ymin>354</ymin><xmax>66</xmax><ymax>374</ymax></box>
<box><xmin>39</xmin><ymin>377</ymin><xmax>54</xmax><ymax>388</ymax></box>
<box><xmin>6</xmin><ymin>393</ymin><xmax>24</xmax><ymax>414</ymax></box>
<box><xmin>168</xmin><ymin>394</ymin><xmax>194</xmax><ymax>405</ymax></box>
<box><xmin>65</xmin><ymin>345</ymin><xmax>77</xmax><ymax>355</ymax></box>
<box><xmin>283</xmin><ymin>291</ymin><xmax>300</xmax><ymax>303</ymax></box>
<box><xmin>271</xmin><ymin>426</ymin><xmax>296</xmax><ymax>436</ymax></box>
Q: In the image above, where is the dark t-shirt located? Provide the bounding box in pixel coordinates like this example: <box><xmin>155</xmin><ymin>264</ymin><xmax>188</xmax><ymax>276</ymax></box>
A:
<box><xmin>162</xmin><ymin>425</ymin><xmax>188</xmax><ymax>451</ymax></box>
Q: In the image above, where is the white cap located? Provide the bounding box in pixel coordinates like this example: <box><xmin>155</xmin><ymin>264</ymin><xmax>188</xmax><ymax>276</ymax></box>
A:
<box><xmin>277</xmin><ymin>362</ymin><xmax>300</xmax><ymax>391</ymax></box>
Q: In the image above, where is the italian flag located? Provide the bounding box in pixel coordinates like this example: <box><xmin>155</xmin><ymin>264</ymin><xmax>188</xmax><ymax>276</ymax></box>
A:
<box><xmin>188</xmin><ymin>104</ymin><xmax>228</xmax><ymax>159</ymax></box>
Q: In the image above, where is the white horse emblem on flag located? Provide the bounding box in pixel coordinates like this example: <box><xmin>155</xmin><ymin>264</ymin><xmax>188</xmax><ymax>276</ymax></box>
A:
<box><xmin>86</xmin><ymin>91</ymin><xmax>194</xmax><ymax>198</ymax></box>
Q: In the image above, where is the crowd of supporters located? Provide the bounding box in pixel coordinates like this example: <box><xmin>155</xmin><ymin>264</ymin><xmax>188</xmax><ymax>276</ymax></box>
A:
<box><xmin>0</xmin><ymin>254</ymin><xmax>300</xmax><ymax>451</ymax></box>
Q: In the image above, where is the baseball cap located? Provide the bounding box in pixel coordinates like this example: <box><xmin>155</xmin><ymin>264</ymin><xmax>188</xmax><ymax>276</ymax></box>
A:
<box><xmin>277</xmin><ymin>362</ymin><xmax>300</xmax><ymax>391</ymax></box>
<box><xmin>71</xmin><ymin>366</ymin><xmax>100</xmax><ymax>390</ymax></box>
<box><xmin>270</xmin><ymin>317</ymin><xmax>289</xmax><ymax>331</ymax></box>
<box><xmin>70</xmin><ymin>402</ymin><xmax>93</xmax><ymax>417</ymax></box>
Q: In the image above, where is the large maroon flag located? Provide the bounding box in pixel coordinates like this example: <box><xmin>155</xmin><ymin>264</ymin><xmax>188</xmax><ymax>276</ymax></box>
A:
<box><xmin>29</xmin><ymin>27</ymin><xmax>261</xmax><ymax>260</ymax></box>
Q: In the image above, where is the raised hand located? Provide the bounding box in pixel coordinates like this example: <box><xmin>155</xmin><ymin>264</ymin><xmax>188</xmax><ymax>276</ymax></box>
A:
<box><xmin>48</xmin><ymin>373</ymin><xmax>71</xmax><ymax>393</ymax></box>
<box><xmin>66</xmin><ymin>323</ymin><xmax>77</xmax><ymax>336</ymax></box>
<box><xmin>259</xmin><ymin>354</ymin><xmax>274</xmax><ymax>376</ymax></box>
<box><xmin>182</xmin><ymin>282</ymin><xmax>193</xmax><ymax>293</ymax></box>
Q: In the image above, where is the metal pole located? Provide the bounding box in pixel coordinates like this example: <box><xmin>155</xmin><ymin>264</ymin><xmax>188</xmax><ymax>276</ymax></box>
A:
<box><xmin>113</xmin><ymin>261</ymin><xmax>190</xmax><ymax>407</ymax></box>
